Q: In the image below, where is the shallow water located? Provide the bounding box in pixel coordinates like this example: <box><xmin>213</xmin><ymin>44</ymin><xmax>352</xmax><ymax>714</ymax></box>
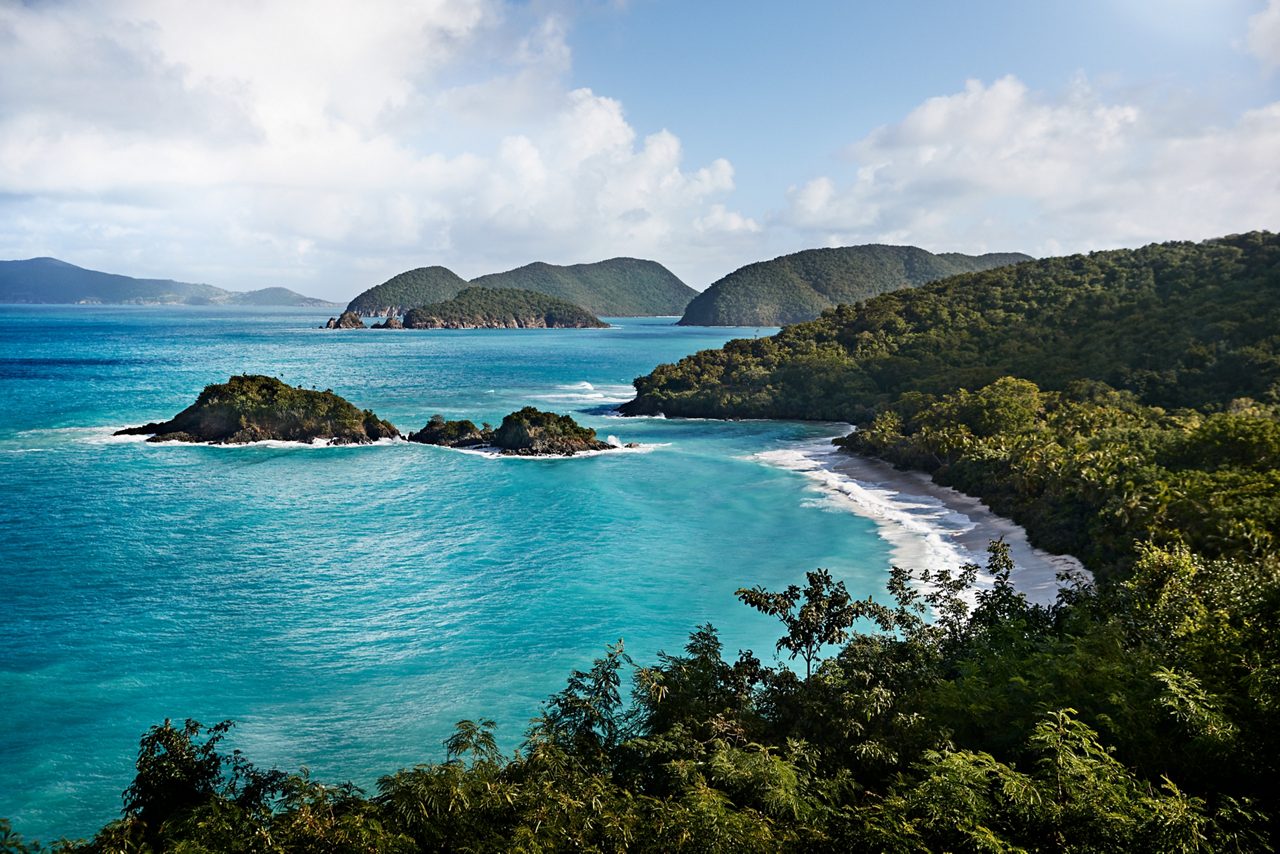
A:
<box><xmin>0</xmin><ymin>306</ymin><xmax>908</xmax><ymax>841</ymax></box>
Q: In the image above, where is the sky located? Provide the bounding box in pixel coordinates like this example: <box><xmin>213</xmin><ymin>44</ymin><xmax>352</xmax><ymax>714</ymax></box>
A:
<box><xmin>1</xmin><ymin>0</ymin><xmax>1278</xmax><ymax>300</ymax></box>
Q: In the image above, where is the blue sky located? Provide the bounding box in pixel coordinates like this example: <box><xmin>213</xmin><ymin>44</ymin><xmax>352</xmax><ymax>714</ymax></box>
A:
<box><xmin>0</xmin><ymin>0</ymin><xmax>1277</xmax><ymax>299</ymax></box>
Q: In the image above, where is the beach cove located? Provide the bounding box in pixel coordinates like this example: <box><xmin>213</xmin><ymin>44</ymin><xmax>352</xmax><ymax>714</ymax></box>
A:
<box><xmin>2</xmin><ymin>306</ymin><xmax>1079</xmax><ymax>840</ymax></box>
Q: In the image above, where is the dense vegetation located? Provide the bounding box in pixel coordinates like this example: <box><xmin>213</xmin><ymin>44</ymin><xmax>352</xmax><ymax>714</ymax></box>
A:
<box><xmin>402</xmin><ymin>288</ymin><xmax>607</xmax><ymax>329</ymax></box>
<box><xmin>678</xmin><ymin>244</ymin><xmax>1031</xmax><ymax>326</ymax></box>
<box><xmin>632</xmin><ymin>233</ymin><xmax>1280</xmax><ymax>419</ymax></box>
<box><xmin>0</xmin><ymin>258</ymin><xmax>333</xmax><ymax>306</ymax></box>
<box><xmin>408</xmin><ymin>408</ymin><xmax>613</xmax><ymax>455</ymax></box>
<box><xmin>114</xmin><ymin>375</ymin><xmax>399</xmax><ymax>445</ymax></box>
<box><xmin>347</xmin><ymin>258</ymin><xmax>694</xmax><ymax>318</ymax></box>
<box><xmin>840</xmin><ymin>377</ymin><xmax>1280</xmax><ymax>577</ymax></box>
<box><xmin>471</xmin><ymin>258</ymin><xmax>696</xmax><ymax>317</ymax></box>
<box><xmin>9</xmin><ymin>539</ymin><xmax>1275</xmax><ymax>851</ymax></box>
<box><xmin>345</xmin><ymin>267</ymin><xmax>469</xmax><ymax>315</ymax></box>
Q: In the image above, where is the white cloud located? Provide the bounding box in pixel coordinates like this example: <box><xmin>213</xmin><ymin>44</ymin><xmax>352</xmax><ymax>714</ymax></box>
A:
<box><xmin>0</xmin><ymin>0</ymin><xmax>752</xmax><ymax>298</ymax></box>
<box><xmin>784</xmin><ymin>75</ymin><xmax>1280</xmax><ymax>256</ymax></box>
<box><xmin>1248</xmin><ymin>0</ymin><xmax>1280</xmax><ymax>68</ymax></box>
<box><xmin>695</xmin><ymin>204</ymin><xmax>761</xmax><ymax>235</ymax></box>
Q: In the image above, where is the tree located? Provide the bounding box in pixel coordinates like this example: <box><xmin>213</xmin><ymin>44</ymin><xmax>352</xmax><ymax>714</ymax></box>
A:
<box><xmin>736</xmin><ymin>569</ymin><xmax>860</xmax><ymax>678</ymax></box>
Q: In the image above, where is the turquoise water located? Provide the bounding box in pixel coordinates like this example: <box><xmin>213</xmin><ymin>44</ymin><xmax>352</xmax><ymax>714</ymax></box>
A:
<box><xmin>0</xmin><ymin>306</ymin><xmax>894</xmax><ymax>841</ymax></box>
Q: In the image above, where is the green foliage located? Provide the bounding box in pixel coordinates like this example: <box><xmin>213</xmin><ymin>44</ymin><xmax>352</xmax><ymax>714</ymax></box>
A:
<box><xmin>678</xmin><ymin>244</ymin><xmax>1030</xmax><ymax>326</ymax></box>
<box><xmin>838</xmin><ymin>376</ymin><xmax>1280</xmax><ymax>575</ymax></box>
<box><xmin>115</xmin><ymin>375</ymin><xmax>400</xmax><ymax>444</ymax></box>
<box><xmin>471</xmin><ymin>257</ymin><xmax>696</xmax><ymax>316</ymax></box>
<box><xmin>345</xmin><ymin>266</ymin><xmax>469</xmax><ymax>315</ymax></box>
<box><xmin>402</xmin><ymin>287</ymin><xmax>607</xmax><ymax>329</ymax></box>
<box><xmin>490</xmin><ymin>406</ymin><xmax>610</xmax><ymax>454</ymax></box>
<box><xmin>629</xmin><ymin>232</ymin><xmax>1280</xmax><ymax>417</ymax></box>
<box><xmin>736</xmin><ymin>569</ymin><xmax>860</xmax><ymax>677</ymax></box>
<box><xmin>348</xmin><ymin>258</ymin><xmax>694</xmax><ymax>317</ymax></box>
<box><xmin>24</xmin><ymin>539</ymin><xmax>1279</xmax><ymax>851</ymax></box>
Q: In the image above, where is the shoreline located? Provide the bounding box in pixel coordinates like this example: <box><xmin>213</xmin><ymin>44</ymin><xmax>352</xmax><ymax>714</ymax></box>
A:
<box><xmin>755</xmin><ymin>437</ymin><xmax>1089</xmax><ymax>606</ymax></box>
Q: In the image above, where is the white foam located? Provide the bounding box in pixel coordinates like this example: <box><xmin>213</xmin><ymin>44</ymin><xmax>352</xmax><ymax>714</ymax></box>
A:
<box><xmin>103</xmin><ymin>429</ymin><xmax>403</xmax><ymax>450</ymax></box>
<box><xmin>752</xmin><ymin>437</ymin><xmax>1088</xmax><ymax>606</ymax></box>
<box><xmin>534</xmin><ymin>382</ymin><xmax>636</xmax><ymax>405</ymax></box>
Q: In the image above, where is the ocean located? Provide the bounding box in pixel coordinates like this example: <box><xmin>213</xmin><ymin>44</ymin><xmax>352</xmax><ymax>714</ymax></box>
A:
<box><xmin>0</xmin><ymin>305</ymin><xmax>919</xmax><ymax>841</ymax></box>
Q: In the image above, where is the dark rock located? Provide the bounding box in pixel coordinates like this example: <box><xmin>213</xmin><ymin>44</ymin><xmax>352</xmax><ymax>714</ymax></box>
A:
<box><xmin>408</xmin><ymin>407</ymin><xmax>615</xmax><ymax>456</ymax></box>
<box><xmin>114</xmin><ymin>375</ymin><xmax>400</xmax><ymax>444</ymax></box>
<box><xmin>324</xmin><ymin>310</ymin><xmax>366</xmax><ymax>329</ymax></box>
<box><xmin>491</xmin><ymin>407</ymin><xmax>612</xmax><ymax>456</ymax></box>
<box><xmin>372</xmin><ymin>315</ymin><xmax>404</xmax><ymax>329</ymax></box>
<box><xmin>407</xmin><ymin>414</ymin><xmax>489</xmax><ymax>447</ymax></box>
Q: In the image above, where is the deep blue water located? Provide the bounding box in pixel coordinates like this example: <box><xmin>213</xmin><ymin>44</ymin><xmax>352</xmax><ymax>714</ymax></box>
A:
<box><xmin>0</xmin><ymin>306</ymin><xmax>894</xmax><ymax>842</ymax></box>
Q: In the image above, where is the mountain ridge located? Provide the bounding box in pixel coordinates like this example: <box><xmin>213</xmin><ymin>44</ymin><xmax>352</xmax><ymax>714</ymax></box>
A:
<box><xmin>346</xmin><ymin>257</ymin><xmax>695</xmax><ymax>317</ymax></box>
<box><xmin>0</xmin><ymin>257</ymin><xmax>337</xmax><ymax>306</ymax></box>
<box><xmin>677</xmin><ymin>244</ymin><xmax>1033</xmax><ymax>326</ymax></box>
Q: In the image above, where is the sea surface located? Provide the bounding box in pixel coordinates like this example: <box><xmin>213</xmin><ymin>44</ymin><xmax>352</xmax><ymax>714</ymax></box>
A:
<box><xmin>0</xmin><ymin>305</ymin><xmax>904</xmax><ymax>841</ymax></box>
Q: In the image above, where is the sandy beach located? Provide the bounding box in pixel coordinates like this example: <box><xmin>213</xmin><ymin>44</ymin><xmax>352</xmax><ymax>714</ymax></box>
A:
<box><xmin>754</xmin><ymin>437</ymin><xmax>1090</xmax><ymax>606</ymax></box>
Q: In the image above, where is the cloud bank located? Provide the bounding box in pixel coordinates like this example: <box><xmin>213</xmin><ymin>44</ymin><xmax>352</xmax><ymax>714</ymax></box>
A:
<box><xmin>785</xmin><ymin>75</ymin><xmax>1280</xmax><ymax>258</ymax></box>
<box><xmin>0</xmin><ymin>0</ymin><xmax>753</xmax><ymax>296</ymax></box>
<box><xmin>0</xmin><ymin>2</ymin><xmax>1277</xmax><ymax>298</ymax></box>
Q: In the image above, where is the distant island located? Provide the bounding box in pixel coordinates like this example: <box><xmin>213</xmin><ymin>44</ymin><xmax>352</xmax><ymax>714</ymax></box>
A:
<box><xmin>677</xmin><ymin>244</ymin><xmax>1031</xmax><ymax>326</ymax></box>
<box><xmin>114</xmin><ymin>375</ymin><xmax>399</xmax><ymax>444</ymax></box>
<box><xmin>403</xmin><ymin>288</ymin><xmax>607</xmax><ymax>329</ymax></box>
<box><xmin>0</xmin><ymin>257</ymin><xmax>338</xmax><ymax>307</ymax></box>
<box><xmin>408</xmin><ymin>408</ymin><xmax>618</xmax><ymax>456</ymax></box>
<box><xmin>326</xmin><ymin>288</ymin><xmax>608</xmax><ymax>329</ymax></box>
<box><xmin>346</xmin><ymin>257</ymin><xmax>695</xmax><ymax>317</ymax></box>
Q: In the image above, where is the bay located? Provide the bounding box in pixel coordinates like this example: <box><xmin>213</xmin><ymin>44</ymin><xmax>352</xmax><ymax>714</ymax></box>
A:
<box><xmin>0</xmin><ymin>306</ymin><xmax>895</xmax><ymax>841</ymax></box>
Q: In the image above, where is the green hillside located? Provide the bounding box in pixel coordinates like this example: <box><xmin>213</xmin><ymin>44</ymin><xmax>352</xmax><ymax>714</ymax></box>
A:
<box><xmin>345</xmin><ymin>266</ymin><xmax>469</xmax><ymax>315</ymax></box>
<box><xmin>402</xmin><ymin>287</ymin><xmax>607</xmax><ymax>328</ymax></box>
<box><xmin>469</xmin><ymin>257</ymin><xmax>696</xmax><ymax>316</ymax></box>
<box><xmin>630</xmin><ymin>233</ymin><xmax>1280</xmax><ymax>419</ymax></box>
<box><xmin>678</xmin><ymin>244</ymin><xmax>1031</xmax><ymax>326</ymax></box>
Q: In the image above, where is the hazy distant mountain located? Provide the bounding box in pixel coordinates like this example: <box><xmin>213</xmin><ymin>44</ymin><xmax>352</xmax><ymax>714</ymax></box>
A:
<box><xmin>0</xmin><ymin>257</ymin><xmax>338</xmax><ymax>307</ymax></box>
<box><xmin>678</xmin><ymin>245</ymin><xmax>1033</xmax><ymax>326</ymax></box>
<box><xmin>346</xmin><ymin>258</ymin><xmax>696</xmax><ymax>317</ymax></box>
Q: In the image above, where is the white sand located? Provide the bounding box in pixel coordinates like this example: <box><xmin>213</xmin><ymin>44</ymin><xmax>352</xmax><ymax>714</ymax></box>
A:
<box><xmin>753</xmin><ymin>437</ymin><xmax>1089</xmax><ymax>606</ymax></box>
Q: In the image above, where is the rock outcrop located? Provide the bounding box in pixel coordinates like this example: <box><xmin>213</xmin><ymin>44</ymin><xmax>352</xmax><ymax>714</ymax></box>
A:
<box><xmin>114</xmin><ymin>375</ymin><xmax>400</xmax><ymax>444</ymax></box>
<box><xmin>324</xmin><ymin>311</ymin><xmax>365</xmax><ymax>329</ymax></box>
<box><xmin>407</xmin><ymin>407</ymin><xmax>614</xmax><ymax>456</ymax></box>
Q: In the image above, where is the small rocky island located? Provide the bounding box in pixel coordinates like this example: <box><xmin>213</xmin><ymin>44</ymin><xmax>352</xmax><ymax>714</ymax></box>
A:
<box><xmin>403</xmin><ymin>288</ymin><xmax>607</xmax><ymax>329</ymax></box>
<box><xmin>323</xmin><ymin>310</ymin><xmax>365</xmax><ymax>329</ymax></box>
<box><xmin>408</xmin><ymin>407</ymin><xmax>617</xmax><ymax>456</ymax></box>
<box><xmin>114</xmin><ymin>375</ymin><xmax>400</xmax><ymax>444</ymax></box>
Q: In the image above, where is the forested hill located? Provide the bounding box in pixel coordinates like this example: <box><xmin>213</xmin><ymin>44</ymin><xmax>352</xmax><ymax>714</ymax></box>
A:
<box><xmin>627</xmin><ymin>232</ymin><xmax>1280</xmax><ymax>420</ymax></box>
<box><xmin>402</xmin><ymin>287</ymin><xmax>607</xmax><ymax>329</ymax></box>
<box><xmin>347</xmin><ymin>258</ymin><xmax>695</xmax><ymax>317</ymax></box>
<box><xmin>0</xmin><ymin>257</ymin><xmax>336</xmax><ymax>306</ymax></box>
<box><xmin>345</xmin><ymin>266</ymin><xmax>470</xmax><ymax>315</ymax></box>
<box><xmin>677</xmin><ymin>244</ymin><xmax>1031</xmax><ymax>326</ymax></box>
<box><xmin>470</xmin><ymin>258</ymin><xmax>696</xmax><ymax>316</ymax></box>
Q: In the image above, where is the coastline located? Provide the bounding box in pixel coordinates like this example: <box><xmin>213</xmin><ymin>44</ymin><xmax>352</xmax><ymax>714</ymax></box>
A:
<box><xmin>754</xmin><ymin>436</ymin><xmax>1089</xmax><ymax>606</ymax></box>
